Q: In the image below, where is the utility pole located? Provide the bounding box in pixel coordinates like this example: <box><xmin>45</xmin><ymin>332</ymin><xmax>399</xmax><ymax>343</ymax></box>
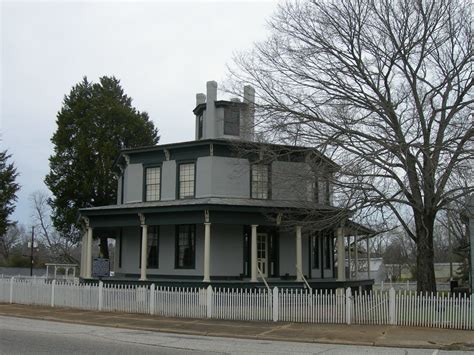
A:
<box><xmin>30</xmin><ymin>226</ymin><xmax>35</xmax><ymax>277</ymax></box>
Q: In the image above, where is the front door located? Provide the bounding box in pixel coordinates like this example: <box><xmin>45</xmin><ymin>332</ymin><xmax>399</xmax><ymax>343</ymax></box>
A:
<box><xmin>257</xmin><ymin>233</ymin><xmax>268</xmax><ymax>277</ymax></box>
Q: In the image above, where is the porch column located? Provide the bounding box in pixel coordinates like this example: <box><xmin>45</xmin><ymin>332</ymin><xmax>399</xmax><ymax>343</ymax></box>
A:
<box><xmin>354</xmin><ymin>235</ymin><xmax>359</xmax><ymax>280</ymax></box>
<box><xmin>336</xmin><ymin>227</ymin><xmax>345</xmax><ymax>281</ymax></box>
<box><xmin>296</xmin><ymin>226</ymin><xmax>303</xmax><ymax>282</ymax></box>
<box><xmin>139</xmin><ymin>214</ymin><xmax>148</xmax><ymax>281</ymax></box>
<box><xmin>85</xmin><ymin>226</ymin><xmax>93</xmax><ymax>278</ymax></box>
<box><xmin>80</xmin><ymin>231</ymin><xmax>87</xmax><ymax>278</ymax></box>
<box><xmin>203</xmin><ymin>223</ymin><xmax>211</xmax><ymax>282</ymax></box>
<box><xmin>251</xmin><ymin>224</ymin><xmax>258</xmax><ymax>282</ymax></box>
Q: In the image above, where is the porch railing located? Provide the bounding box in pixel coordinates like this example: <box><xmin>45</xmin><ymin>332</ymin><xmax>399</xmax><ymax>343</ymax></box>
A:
<box><xmin>257</xmin><ymin>265</ymin><xmax>271</xmax><ymax>293</ymax></box>
<box><xmin>295</xmin><ymin>264</ymin><xmax>312</xmax><ymax>291</ymax></box>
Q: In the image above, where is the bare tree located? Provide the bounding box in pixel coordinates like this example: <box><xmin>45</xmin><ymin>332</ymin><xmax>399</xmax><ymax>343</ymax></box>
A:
<box><xmin>30</xmin><ymin>191</ymin><xmax>77</xmax><ymax>263</ymax></box>
<box><xmin>0</xmin><ymin>224</ymin><xmax>24</xmax><ymax>260</ymax></box>
<box><xmin>229</xmin><ymin>0</ymin><xmax>473</xmax><ymax>292</ymax></box>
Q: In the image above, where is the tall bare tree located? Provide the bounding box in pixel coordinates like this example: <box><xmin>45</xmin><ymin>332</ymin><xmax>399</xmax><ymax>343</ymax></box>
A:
<box><xmin>229</xmin><ymin>0</ymin><xmax>473</xmax><ymax>292</ymax></box>
<box><xmin>30</xmin><ymin>191</ymin><xmax>77</xmax><ymax>263</ymax></box>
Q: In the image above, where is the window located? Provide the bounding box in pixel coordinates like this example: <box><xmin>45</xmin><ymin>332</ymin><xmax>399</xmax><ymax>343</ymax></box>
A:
<box><xmin>309</xmin><ymin>178</ymin><xmax>319</xmax><ymax>203</ymax></box>
<box><xmin>198</xmin><ymin>114</ymin><xmax>203</xmax><ymax>139</ymax></box>
<box><xmin>145</xmin><ymin>166</ymin><xmax>161</xmax><ymax>201</ymax></box>
<box><xmin>147</xmin><ymin>226</ymin><xmax>159</xmax><ymax>269</ymax></box>
<box><xmin>318</xmin><ymin>175</ymin><xmax>331</xmax><ymax>204</ymax></box>
<box><xmin>175</xmin><ymin>225</ymin><xmax>196</xmax><ymax>269</ymax></box>
<box><xmin>178</xmin><ymin>163</ymin><xmax>195</xmax><ymax>199</ymax></box>
<box><xmin>251</xmin><ymin>164</ymin><xmax>269</xmax><ymax>199</ymax></box>
<box><xmin>224</xmin><ymin>106</ymin><xmax>240</xmax><ymax>136</ymax></box>
<box><xmin>324</xmin><ymin>236</ymin><xmax>331</xmax><ymax>269</ymax></box>
<box><xmin>311</xmin><ymin>235</ymin><xmax>320</xmax><ymax>269</ymax></box>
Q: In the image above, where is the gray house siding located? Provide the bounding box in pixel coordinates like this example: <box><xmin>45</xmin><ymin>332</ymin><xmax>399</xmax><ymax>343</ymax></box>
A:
<box><xmin>117</xmin><ymin>176</ymin><xmax>123</xmax><ymax>204</ymax></box>
<box><xmin>196</xmin><ymin>156</ymin><xmax>250</xmax><ymax>199</ymax></box>
<box><xmin>117</xmin><ymin>224</ymin><xmax>244</xmax><ymax>278</ymax></box>
<box><xmin>271</xmin><ymin>161</ymin><xmax>311</xmax><ymax>201</ymax></box>
<box><xmin>161</xmin><ymin>160</ymin><xmax>176</xmax><ymax>201</ymax></box>
<box><xmin>209</xmin><ymin>224</ymin><xmax>243</xmax><ymax>276</ymax></box>
<box><xmin>278</xmin><ymin>230</ymin><xmax>309</xmax><ymax>277</ymax></box>
<box><xmin>120</xmin><ymin>154</ymin><xmax>331</xmax><ymax>205</ymax></box>
<box><xmin>115</xmin><ymin>224</ymin><xmax>324</xmax><ymax>279</ymax></box>
<box><xmin>124</xmin><ymin>163</ymin><xmax>143</xmax><ymax>203</ymax></box>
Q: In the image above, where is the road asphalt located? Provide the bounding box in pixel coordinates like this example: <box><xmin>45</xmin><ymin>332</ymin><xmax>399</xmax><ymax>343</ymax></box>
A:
<box><xmin>2</xmin><ymin>315</ymin><xmax>473</xmax><ymax>355</ymax></box>
<box><xmin>0</xmin><ymin>303</ymin><xmax>472</xmax><ymax>352</ymax></box>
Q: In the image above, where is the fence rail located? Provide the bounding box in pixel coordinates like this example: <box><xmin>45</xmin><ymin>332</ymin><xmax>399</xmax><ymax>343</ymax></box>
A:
<box><xmin>0</xmin><ymin>278</ymin><xmax>472</xmax><ymax>330</ymax></box>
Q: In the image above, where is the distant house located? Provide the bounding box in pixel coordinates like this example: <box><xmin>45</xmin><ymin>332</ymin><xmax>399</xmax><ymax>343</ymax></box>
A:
<box><xmin>79</xmin><ymin>81</ymin><xmax>373</xmax><ymax>289</ymax></box>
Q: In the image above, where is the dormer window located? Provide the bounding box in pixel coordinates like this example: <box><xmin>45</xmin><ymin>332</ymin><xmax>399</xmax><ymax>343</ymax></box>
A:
<box><xmin>224</xmin><ymin>106</ymin><xmax>240</xmax><ymax>136</ymax></box>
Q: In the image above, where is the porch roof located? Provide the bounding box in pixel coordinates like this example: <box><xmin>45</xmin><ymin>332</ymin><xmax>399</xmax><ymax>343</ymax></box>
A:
<box><xmin>80</xmin><ymin>197</ymin><xmax>339</xmax><ymax>216</ymax></box>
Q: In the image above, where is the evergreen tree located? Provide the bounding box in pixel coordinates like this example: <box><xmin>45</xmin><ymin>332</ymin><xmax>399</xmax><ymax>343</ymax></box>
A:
<box><xmin>45</xmin><ymin>76</ymin><xmax>159</xmax><ymax>256</ymax></box>
<box><xmin>0</xmin><ymin>150</ymin><xmax>20</xmax><ymax>240</ymax></box>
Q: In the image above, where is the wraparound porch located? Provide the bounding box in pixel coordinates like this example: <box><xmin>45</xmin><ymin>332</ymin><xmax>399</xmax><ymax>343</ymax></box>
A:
<box><xmin>79</xmin><ymin>202</ymin><xmax>374</xmax><ymax>289</ymax></box>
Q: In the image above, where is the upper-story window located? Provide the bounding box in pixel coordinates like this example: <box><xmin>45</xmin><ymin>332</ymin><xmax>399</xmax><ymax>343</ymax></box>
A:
<box><xmin>309</xmin><ymin>173</ymin><xmax>331</xmax><ymax>205</ymax></box>
<box><xmin>198</xmin><ymin>114</ymin><xmax>203</xmax><ymax>139</ymax></box>
<box><xmin>178</xmin><ymin>162</ymin><xmax>195</xmax><ymax>199</ymax></box>
<box><xmin>319</xmin><ymin>176</ymin><xmax>331</xmax><ymax>204</ymax></box>
<box><xmin>145</xmin><ymin>166</ymin><xmax>161</xmax><ymax>201</ymax></box>
<box><xmin>251</xmin><ymin>164</ymin><xmax>269</xmax><ymax>199</ymax></box>
<box><xmin>224</xmin><ymin>106</ymin><xmax>240</xmax><ymax>136</ymax></box>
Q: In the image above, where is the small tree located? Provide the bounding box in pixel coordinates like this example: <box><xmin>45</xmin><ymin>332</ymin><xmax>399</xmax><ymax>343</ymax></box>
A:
<box><xmin>229</xmin><ymin>0</ymin><xmax>473</xmax><ymax>292</ymax></box>
<box><xmin>45</xmin><ymin>76</ymin><xmax>160</xmax><ymax>257</ymax></box>
<box><xmin>0</xmin><ymin>150</ymin><xmax>20</xmax><ymax>243</ymax></box>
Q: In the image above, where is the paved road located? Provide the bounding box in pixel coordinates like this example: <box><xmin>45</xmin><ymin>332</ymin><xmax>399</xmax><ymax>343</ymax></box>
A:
<box><xmin>0</xmin><ymin>316</ymin><xmax>470</xmax><ymax>355</ymax></box>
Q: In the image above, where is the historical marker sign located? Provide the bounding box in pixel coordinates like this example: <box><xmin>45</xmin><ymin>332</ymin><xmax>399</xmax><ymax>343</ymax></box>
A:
<box><xmin>92</xmin><ymin>257</ymin><xmax>110</xmax><ymax>278</ymax></box>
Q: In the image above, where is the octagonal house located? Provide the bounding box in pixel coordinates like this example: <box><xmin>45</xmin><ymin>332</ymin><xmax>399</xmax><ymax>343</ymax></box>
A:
<box><xmin>79</xmin><ymin>81</ymin><xmax>374</xmax><ymax>290</ymax></box>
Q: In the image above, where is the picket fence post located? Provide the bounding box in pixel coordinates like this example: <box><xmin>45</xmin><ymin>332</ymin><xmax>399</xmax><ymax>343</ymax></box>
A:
<box><xmin>149</xmin><ymin>284</ymin><xmax>155</xmax><ymax>315</ymax></box>
<box><xmin>9</xmin><ymin>277</ymin><xmax>14</xmax><ymax>304</ymax></box>
<box><xmin>51</xmin><ymin>280</ymin><xmax>56</xmax><ymax>307</ymax></box>
<box><xmin>345</xmin><ymin>288</ymin><xmax>352</xmax><ymax>325</ymax></box>
<box><xmin>206</xmin><ymin>285</ymin><xmax>213</xmax><ymax>318</ymax></box>
<box><xmin>98</xmin><ymin>281</ymin><xmax>103</xmax><ymax>311</ymax></box>
<box><xmin>471</xmin><ymin>293</ymin><xmax>474</xmax><ymax>330</ymax></box>
<box><xmin>389</xmin><ymin>287</ymin><xmax>396</xmax><ymax>325</ymax></box>
<box><xmin>272</xmin><ymin>287</ymin><xmax>279</xmax><ymax>322</ymax></box>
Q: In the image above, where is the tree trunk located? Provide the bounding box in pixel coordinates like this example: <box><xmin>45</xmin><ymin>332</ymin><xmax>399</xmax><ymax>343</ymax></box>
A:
<box><xmin>415</xmin><ymin>214</ymin><xmax>437</xmax><ymax>293</ymax></box>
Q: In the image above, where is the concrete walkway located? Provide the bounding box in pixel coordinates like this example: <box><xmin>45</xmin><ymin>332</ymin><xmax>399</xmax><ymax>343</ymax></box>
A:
<box><xmin>0</xmin><ymin>303</ymin><xmax>472</xmax><ymax>351</ymax></box>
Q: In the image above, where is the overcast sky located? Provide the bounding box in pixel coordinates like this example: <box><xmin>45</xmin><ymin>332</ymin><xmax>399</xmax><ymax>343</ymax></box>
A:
<box><xmin>1</xmin><ymin>0</ymin><xmax>277</xmax><ymax>227</ymax></box>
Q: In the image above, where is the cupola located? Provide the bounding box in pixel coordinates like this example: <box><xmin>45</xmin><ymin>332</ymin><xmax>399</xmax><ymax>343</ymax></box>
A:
<box><xmin>193</xmin><ymin>81</ymin><xmax>255</xmax><ymax>141</ymax></box>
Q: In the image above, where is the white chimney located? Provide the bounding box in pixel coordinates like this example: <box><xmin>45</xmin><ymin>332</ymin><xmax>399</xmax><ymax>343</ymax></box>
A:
<box><xmin>206</xmin><ymin>81</ymin><xmax>218</xmax><ymax>139</ymax></box>
<box><xmin>243</xmin><ymin>85</ymin><xmax>255</xmax><ymax>141</ymax></box>
<box><xmin>196</xmin><ymin>93</ymin><xmax>206</xmax><ymax>105</ymax></box>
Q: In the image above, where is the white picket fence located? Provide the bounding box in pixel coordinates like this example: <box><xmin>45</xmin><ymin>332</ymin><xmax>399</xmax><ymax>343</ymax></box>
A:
<box><xmin>0</xmin><ymin>278</ymin><xmax>472</xmax><ymax>330</ymax></box>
